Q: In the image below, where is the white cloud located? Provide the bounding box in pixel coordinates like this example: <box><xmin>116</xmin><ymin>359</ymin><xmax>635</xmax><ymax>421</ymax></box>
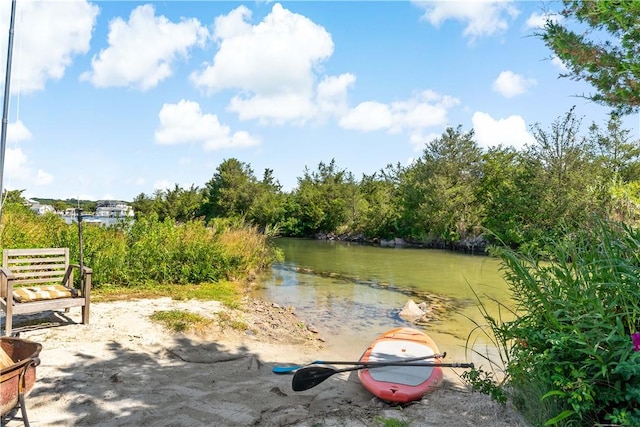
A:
<box><xmin>82</xmin><ymin>4</ymin><xmax>209</xmax><ymax>90</ymax></box>
<box><xmin>413</xmin><ymin>0</ymin><xmax>519</xmax><ymax>41</ymax></box>
<box><xmin>316</xmin><ymin>73</ymin><xmax>356</xmax><ymax>118</ymax></box>
<box><xmin>339</xmin><ymin>90</ymin><xmax>459</xmax><ymax>133</ymax></box>
<box><xmin>0</xmin><ymin>0</ymin><xmax>98</xmax><ymax>94</ymax></box>
<box><xmin>340</xmin><ymin>102</ymin><xmax>393</xmax><ymax>132</ymax></box>
<box><xmin>4</xmin><ymin>120</ymin><xmax>51</xmax><ymax>190</ymax></box>
<box><xmin>472</xmin><ymin>111</ymin><xmax>535</xmax><ymax>149</ymax></box>
<box><xmin>154</xmin><ymin>100</ymin><xmax>261</xmax><ymax>150</ymax></box>
<box><xmin>409</xmin><ymin>131</ymin><xmax>440</xmax><ymax>152</ymax></box>
<box><xmin>492</xmin><ymin>71</ymin><xmax>536</xmax><ymax>98</ymax></box>
<box><xmin>524</xmin><ymin>11</ymin><xmax>562</xmax><ymax>29</ymax></box>
<box><xmin>34</xmin><ymin>169</ymin><xmax>53</xmax><ymax>186</ymax></box>
<box><xmin>551</xmin><ymin>56</ymin><xmax>569</xmax><ymax>72</ymax></box>
<box><xmin>191</xmin><ymin>3</ymin><xmax>334</xmax><ymax>123</ymax></box>
<box><xmin>153</xmin><ymin>180</ymin><xmax>172</xmax><ymax>192</ymax></box>
<box><xmin>7</xmin><ymin>119</ymin><xmax>32</xmax><ymax>141</ymax></box>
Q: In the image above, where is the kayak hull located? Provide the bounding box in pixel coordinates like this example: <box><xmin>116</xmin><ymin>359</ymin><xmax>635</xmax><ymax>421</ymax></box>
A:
<box><xmin>358</xmin><ymin>327</ymin><xmax>443</xmax><ymax>403</ymax></box>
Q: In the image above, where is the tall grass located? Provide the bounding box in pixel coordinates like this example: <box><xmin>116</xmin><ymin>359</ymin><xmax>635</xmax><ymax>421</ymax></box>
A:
<box><xmin>465</xmin><ymin>218</ymin><xmax>640</xmax><ymax>426</ymax></box>
<box><xmin>0</xmin><ymin>203</ymin><xmax>282</xmax><ymax>288</ymax></box>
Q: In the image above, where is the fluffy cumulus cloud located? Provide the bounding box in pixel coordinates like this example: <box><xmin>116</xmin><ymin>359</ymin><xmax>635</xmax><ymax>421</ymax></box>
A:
<box><xmin>472</xmin><ymin>111</ymin><xmax>535</xmax><ymax>149</ymax></box>
<box><xmin>492</xmin><ymin>71</ymin><xmax>537</xmax><ymax>98</ymax></box>
<box><xmin>191</xmin><ymin>3</ymin><xmax>340</xmax><ymax>124</ymax></box>
<box><xmin>315</xmin><ymin>73</ymin><xmax>357</xmax><ymax>118</ymax></box>
<box><xmin>0</xmin><ymin>0</ymin><xmax>98</xmax><ymax>94</ymax></box>
<box><xmin>412</xmin><ymin>0</ymin><xmax>519</xmax><ymax>41</ymax></box>
<box><xmin>4</xmin><ymin>120</ymin><xmax>52</xmax><ymax>188</ymax></box>
<box><xmin>339</xmin><ymin>90</ymin><xmax>459</xmax><ymax>134</ymax></box>
<box><xmin>154</xmin><ymin>100</ymin><xmax>261</xmax><ymax>150</ymax></box>
<box><xmin>82</xmin><ymin>4</ymin><xmax>209</xmax><ymax>90</ymax></box>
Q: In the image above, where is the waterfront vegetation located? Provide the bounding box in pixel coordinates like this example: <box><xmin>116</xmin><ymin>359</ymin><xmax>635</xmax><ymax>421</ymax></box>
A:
<box><xmin>465</xmin><ymin>219</ymin><xmax>640</xmax><ymax>426</ymax></box>
<box><xmin>128</xmin><ymin>108</ymin><xmax>637</xmax><ymax>253</ymax></box>
<box><xmin>0</xmin><ymin>200</ymin><xmax>283</xmax><ymax>291</ymax></box>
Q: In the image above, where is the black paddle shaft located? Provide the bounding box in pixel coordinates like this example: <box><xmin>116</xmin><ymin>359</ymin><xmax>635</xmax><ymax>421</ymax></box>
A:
<box><xmin>292</xmin><ymin>362</ymin><xmax>474</xmax><ymax>392</ymax></box>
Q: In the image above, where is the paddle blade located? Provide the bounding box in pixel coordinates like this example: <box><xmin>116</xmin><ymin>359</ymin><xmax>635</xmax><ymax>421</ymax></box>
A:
<box><xmin>292</xmin><ymin>366</ymin><xmax>337</xmax><ymax>391</ymax></box>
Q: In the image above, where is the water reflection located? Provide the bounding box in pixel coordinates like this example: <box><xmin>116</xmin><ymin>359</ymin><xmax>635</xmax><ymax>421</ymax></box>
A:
<box><xmin>254</xmin><ymin>238</ymin><xmax>514</xmax><ymax>365</ymax></box>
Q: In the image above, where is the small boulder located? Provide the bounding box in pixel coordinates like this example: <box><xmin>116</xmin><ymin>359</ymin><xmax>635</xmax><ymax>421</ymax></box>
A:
<box><xmin>399</xmin><ymin>299</ymin><xmax>425</xmax><ymax>320</ymax></box>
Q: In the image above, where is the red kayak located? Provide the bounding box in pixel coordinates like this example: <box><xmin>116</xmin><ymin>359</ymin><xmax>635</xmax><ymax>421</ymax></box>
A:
<box><xmin>358</xmin><ymin>327</ymin><xmax>444</xmax><ymax>403</ymax></box>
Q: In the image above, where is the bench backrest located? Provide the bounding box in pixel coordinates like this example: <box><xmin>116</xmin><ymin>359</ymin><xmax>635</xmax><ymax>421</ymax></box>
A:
<box><xmin>2</xmin><ymin>248</ymin><xmax>70</xmax><ymax>288</ymax></box>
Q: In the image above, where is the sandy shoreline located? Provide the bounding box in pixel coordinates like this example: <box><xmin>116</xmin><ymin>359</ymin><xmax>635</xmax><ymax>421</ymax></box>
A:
<box><xmin>2</xmin><ymin>298</ymin><xmax>528</xmax><ymax>426</ymax></box>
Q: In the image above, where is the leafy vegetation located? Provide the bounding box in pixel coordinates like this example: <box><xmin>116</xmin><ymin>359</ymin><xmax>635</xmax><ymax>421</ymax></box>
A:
<box><xmin>94</xmin><ymin>107</ymin><xmax>640</xmax><ymax>252</ymax></box>
<box><xmin>150</xmin><ymin>310</ymin><xmax>214</xmax><ymax>333</ymax></box>
<box><xmin>466</xmin><ymin>218</ymin><xmax>640</xmax><ymax>426</ymax></box>
<box><xmin>0</xmin><ymin>201</ymin><xmax>282</xmax><ymax>289</ymax></box>
<box><xmin>538</xmin><ymin>1</ymin><xmax>640</xmax><ymax>114</ymax></box>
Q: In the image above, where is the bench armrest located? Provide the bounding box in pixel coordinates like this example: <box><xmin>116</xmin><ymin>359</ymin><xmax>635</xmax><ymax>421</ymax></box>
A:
<box><xmin>69</xmin><ymin>264</ymin><xmax>93</xmax><ymax>275</ymax></box>
<box><xmin>1</xmin><ymin>267</ymin><xmax>15</xmax><ymax>300</ymax></box>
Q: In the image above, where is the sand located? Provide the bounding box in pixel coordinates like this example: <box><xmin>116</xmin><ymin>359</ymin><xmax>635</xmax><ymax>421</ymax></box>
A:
<box><xmin>2</xmin><ymin>298</ymin><xmax>529</xmax><ymax>426</ymax></box>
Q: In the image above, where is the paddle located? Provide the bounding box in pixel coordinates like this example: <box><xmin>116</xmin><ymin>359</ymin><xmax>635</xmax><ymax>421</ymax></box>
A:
<box><xmin>272</xmin><ymin>352</ymin><xmax>446</xmax><ymax>374</ymax></box>
<box><xmin>292</xmin><ymin>362</ymin><xmax>474</xmax><ymax>391</ymax></box>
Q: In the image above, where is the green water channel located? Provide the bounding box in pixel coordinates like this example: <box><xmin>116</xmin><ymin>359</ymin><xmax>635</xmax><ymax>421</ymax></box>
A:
<box><xmin>253</xmin><ymin>238</ymin><xmax>515</xmax><ymax>366</ymax></box>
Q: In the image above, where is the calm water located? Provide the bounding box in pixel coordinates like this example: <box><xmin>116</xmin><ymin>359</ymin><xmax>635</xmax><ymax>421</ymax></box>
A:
<box><xmin>253</xmin><ymin>238</ymin><xmax>514</xmax><ymax>365</ymax></box>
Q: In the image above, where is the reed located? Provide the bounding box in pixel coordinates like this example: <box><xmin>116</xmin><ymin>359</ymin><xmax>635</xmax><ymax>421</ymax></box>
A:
<box><xmin>467</xmin><ymin>218</ymin><xmax>640</xmax><ymax>426</ymax></box>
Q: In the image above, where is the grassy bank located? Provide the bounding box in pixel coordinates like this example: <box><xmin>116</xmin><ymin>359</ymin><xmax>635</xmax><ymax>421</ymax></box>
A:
<box><xmin>0</xmin><ymin>202</ymin><xmax>282</xmax><ymax>291</ymax></box>
<box><xmin>466</xmin><ymin>218</ymin><xmax>640</xmax><ymax>426</ymax></box>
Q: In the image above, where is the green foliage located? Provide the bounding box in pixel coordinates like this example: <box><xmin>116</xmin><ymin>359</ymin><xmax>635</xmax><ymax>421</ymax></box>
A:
<box><xmin>539</xmin><ymin>1</ymin><xmax>640</xmax><ymax>114</ymax></box>
<box><xmin>461</xmin><ymin>367</ymin><xmax>508</xmax><ymax>405</ymax></box>
<box><xmin>201</xmin><ymin>158</ymin><xmax>258</xmax><ymax>221</ymax></box>
<box><xmin>1</xmin><ymin>206</ymin><xmax>280</xmax><ymax>289</ymax></box>
<box><xmin>290</xmin><ymin>159</ymin><xmax>356</xmax><ymax>236</ymax></box>
<box><xmin>479</xmin><ymin>218</ymin><xmax>640</xmax><ymax>426</ymax></box>
<box><xmin>150</xmin><ymin>310</ymin><xmax>214</xmax><ymax>333</ymax></box>
<box><xmin>373</xmin><ymin>415</ymin><xmax>408</xmax><ymax>427</ymax></box>
<box><xmin>8</xmin><ymin>106</ymin><xmax>640</xmax><ymax>252</ymax></box>
<box><xmin>399</xmin><ymin>126</ymin><xmax>484</xmax><ymax>243</ymax></box>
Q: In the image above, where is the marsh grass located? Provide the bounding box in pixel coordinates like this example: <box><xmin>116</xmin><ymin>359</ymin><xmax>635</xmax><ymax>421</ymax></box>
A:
<box><xmin>150</xmin><ymin>310</ymin><xmax>214</xmax><ymax>333</ymax></box>
<box><xmin>215</xmin><ymin>311</ymin><xmax>250</xmax><ymax>331</ymax></box>
<box><xmin>93</xmin><ymin>281</ymin><xmax>243</xmax><ymax>308</ymax></box>
<box><xmin>466</xmin><ymin>218</ymin><xmax>640</xmax><ymax>426</ymax></box>
<box><xmin>0</xmin><ymin>204</ymin><xmax>280</xmax><ymax>293</ymax></box>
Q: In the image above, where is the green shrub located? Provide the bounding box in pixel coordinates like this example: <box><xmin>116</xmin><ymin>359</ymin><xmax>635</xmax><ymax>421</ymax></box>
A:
<box><xmin>473</xmin><ymin>218</ymin><xmax>640</xmax><ymax>426</ymax></box>
<box><xmin>1</xmin><ymin>204</ymin><xmax>280</xmax><ymax>289</ymax></box>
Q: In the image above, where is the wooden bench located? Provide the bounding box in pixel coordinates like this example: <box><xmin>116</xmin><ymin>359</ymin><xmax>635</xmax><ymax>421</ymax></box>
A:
<box><xmin>0</xmin><ymin>248</ymin><xmax>92</xmax><ymax>336</ymax></box>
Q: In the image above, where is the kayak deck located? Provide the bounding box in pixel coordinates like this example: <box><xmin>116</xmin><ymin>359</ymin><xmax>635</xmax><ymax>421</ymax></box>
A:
<box><xmin>358</xmin><ymin>327</ymin><xmax>444</xmax><ymax>403</ymax></box>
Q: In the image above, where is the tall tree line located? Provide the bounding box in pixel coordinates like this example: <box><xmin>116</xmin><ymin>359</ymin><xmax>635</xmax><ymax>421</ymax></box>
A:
<box><xmin>131</xmin><ymin>108</ymin><xmax>640</xmax><ymax>250</ymax></box>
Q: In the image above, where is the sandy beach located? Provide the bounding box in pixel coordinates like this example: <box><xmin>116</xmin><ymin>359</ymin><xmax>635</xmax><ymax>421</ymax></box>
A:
<box><xmin>2</xmin><ymin>298</ymin><xmax>528</xmax><ymax>426</ymax></box>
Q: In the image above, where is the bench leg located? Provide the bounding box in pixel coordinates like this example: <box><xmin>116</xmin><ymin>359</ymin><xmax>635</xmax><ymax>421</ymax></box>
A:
<box><xmin>81</xmin><ymin>305</ymin><xmax>90</xmax><ymax>325</ymax></box>
<box><xmin>4</xmin><ymin>314</ymin><xmax>12</xmax><ymax>336</ymax></box>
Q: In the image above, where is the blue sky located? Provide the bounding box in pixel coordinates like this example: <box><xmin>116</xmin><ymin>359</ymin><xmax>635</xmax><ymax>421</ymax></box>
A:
<box><xmin>1</xmin><ymin>0</ymin><xmax>638</xmax><ymax>202</ymax></box>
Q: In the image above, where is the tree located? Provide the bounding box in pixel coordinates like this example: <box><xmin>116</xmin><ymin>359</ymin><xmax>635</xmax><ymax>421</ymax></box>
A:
<box><xmin>589</xmin><ymin>112</ymin><xmax>640</xmax><ymax>182</ymax></box>
<box><xmin>400</xmin><ymin>126</ymin><xmax>484</xmax><ymax>243</ymax></box>
<box><xmin>292</xmin><ymin>159</ymin><xmax>355</xmax><ymax>236</ymax></box>
<box><xmin>540</xmin><ymin>1</ymin><xmax>640</xmax><ymax>114</ymax></box>
<box><xmin>249</xmin><ymin>169</ymin><xmax>287</xmax><ymax>229</ymax></box>
<box><xmin>201</xmin><ymin>159</ymin><xmax>258</xmax><ymax>221</ymax></box>
<box><xmin>477</xmin><ymin>146</ymin><xmax>536</xmax><ymax>246</ymax></box>
<box><xmin>132</xmin><ymin>193</ymin><xmax>156</xmax><ymax>219</ymax></box>
<box><xmin>526</xmin><ymin>107</ymin><xmax>604</xmax><ymax>232</ymax></box>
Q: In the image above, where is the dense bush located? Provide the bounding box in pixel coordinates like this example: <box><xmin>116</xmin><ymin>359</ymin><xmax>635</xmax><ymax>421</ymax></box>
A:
<box><xmin>469</xmin><ymin>218</ymin><xmax>640</xmax><ymax>426</ymax></box>
<box><xmin>0</xmin><ymin>202</ymin><xmax>281</xmax><ymax>288</ymax></box>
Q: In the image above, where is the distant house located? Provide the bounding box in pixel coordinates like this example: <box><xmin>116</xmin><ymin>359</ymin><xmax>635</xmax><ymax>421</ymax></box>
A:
<box><xmin>95</xmin><ymin>200</ymin><xmax>134</xmax><ymax>218</ymax></box>
<box><xmin>26</xmin><ymin>199</ymin><xmax>55</xmax><ymax>215</ymax></box>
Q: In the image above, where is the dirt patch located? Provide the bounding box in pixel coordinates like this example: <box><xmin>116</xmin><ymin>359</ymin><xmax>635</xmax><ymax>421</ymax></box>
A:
<box><xmin>2</xmin><ymin>298</ymin><xmax>529</xmax><ymax>426</ymax></box>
